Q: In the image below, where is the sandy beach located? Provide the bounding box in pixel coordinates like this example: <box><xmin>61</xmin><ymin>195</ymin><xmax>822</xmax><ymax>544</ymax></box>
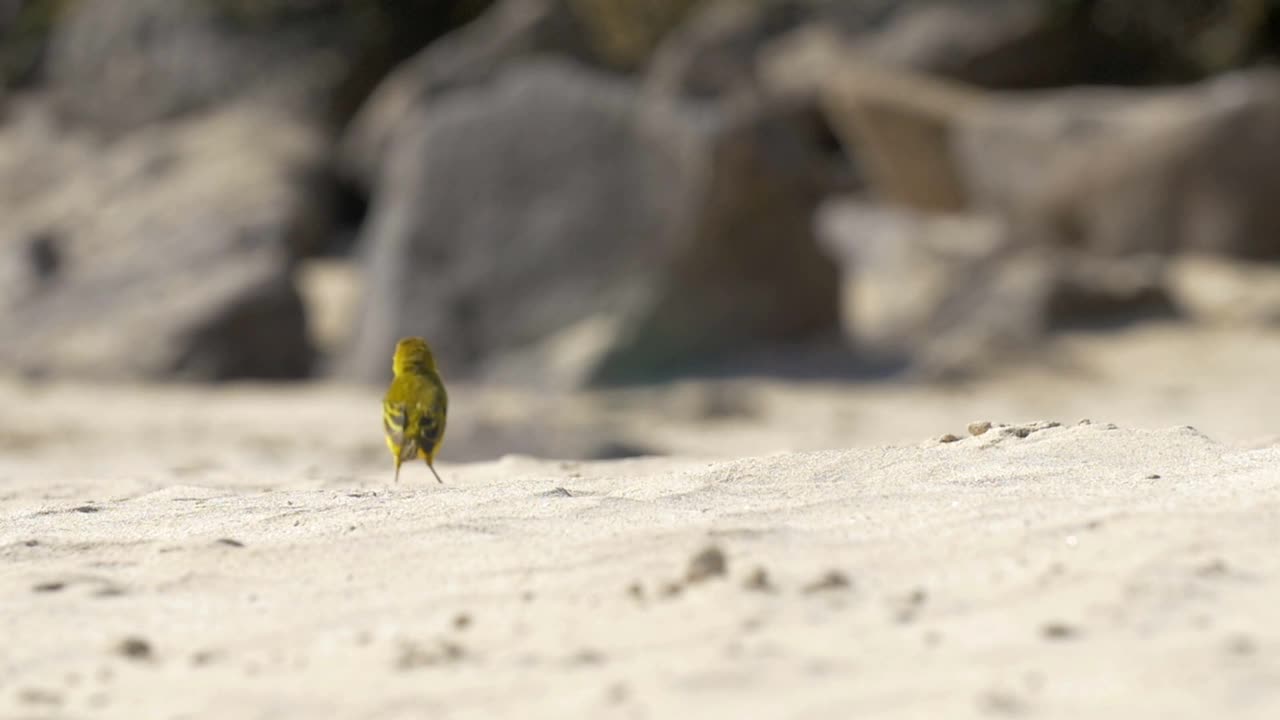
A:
<box><xmin>6</xmin><ymin>1</ymin><xmax>1280</xmax><ymax>717</ymax></box>
<box><xmin>3</xmin><ymin>324</ymin><xmax>1278</xmax><ymax>719</ymax></box>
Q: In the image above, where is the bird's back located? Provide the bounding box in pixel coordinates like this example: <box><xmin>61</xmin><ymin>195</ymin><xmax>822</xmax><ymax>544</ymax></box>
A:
<box><xmin>384</xmin><ymin>369</ymin><xmax>447</xmax><ymax>458</ymax></box>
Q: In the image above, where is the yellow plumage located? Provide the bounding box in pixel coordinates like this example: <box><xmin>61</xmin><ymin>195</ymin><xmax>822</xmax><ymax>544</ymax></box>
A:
<box><xmin>383</xmin><ymin>337</ymin><xmax>448</xmax><ymax>484</ymax></box>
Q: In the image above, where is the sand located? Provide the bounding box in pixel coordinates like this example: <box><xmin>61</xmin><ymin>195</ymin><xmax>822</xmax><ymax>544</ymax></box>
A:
<box><xmin>2</xmin><ymin>324</ymin><xmax>1279</xmax><ymax>718</ymax></box>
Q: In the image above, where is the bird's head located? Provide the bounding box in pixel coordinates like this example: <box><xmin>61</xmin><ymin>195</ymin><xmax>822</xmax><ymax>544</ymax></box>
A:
<box><xmin>392</xmin><ymin>336</ymin><xmax>438</xmax><ymax>376</ymax></box>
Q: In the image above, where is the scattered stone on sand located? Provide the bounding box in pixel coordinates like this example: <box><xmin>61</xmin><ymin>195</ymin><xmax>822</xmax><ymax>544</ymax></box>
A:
<box><xmin>894</xmin><ymin>588</ymin><xmax>929</xmax><ymax>623</ymax></box>
<box><xmin>452</xmin><ymin>613</ymin><xmax>472</xmax><ymax>631</ymax></box>
<box><xmin>1040</xmin><ymin>622</ymin><xmax>1079</xmax><ymax>641</ymax></box>
<box><xmin>215</xmin><ymin>538</ymin><xmax>245</xmax><ymax>548</ymax></box>
<box><xmin>968</xmin><ymin>421</ymin><xmax>992</xmax><ymax>436</ymax></box>
<box><xmin>686</xmin><ymin>544</ymin><xmax>728</xmax><ymax>584</ymax></box>
<box><xmin>1226</xmin><ymin>634</ymin><xmax>1257</xmax><ymax>656</ymax></box>
<box><xmin>803</xmin><ymin>570</ymin><xmax>851</xmax><ymax>594</ymax></box>
<box><xmin>116</xmin><ymin>636</ymin><xmax>153</xmax><ymax>661</ymax></box>
<box><xmin>18</xmin><ymin>687</ymin><xmax>63</xmax><ymax>706</ymax></box>
<box><xmin>606</xmin><ymin>682</ymin><xmax>630</xmax><ymax>704</ymax></box>
<box><xmin>93</xmin><ymin>585</ymin><xmax>127</xmax><ymax>598</ymax></box>
<box><xmin>938</xmin><ymin>433</ymin><xmax>961</xmax><ymax>443</ymax></box>
<box><xmin>190</xmin><ymin>650</ymin><xmax>218</xmax><ymax>666</ymax></box>
<box><xmin>979</xmin><ymin>688</ymin><xmax>1029</xmax><ymax>716</ymax></box>
<box><xmin>397</xmin><ymin>640</ymin><xmax>466</xmax><ymax>670</ymax></box>
<box><xmin>661</xmin><ymin>581</ymin><xmax>685</xmax><ymax>598</ymax></box>
<box><xmin>626</xmin><ymin>582</ymin><xmax>645</xmax><ymax>601</ymax></box>
<box><xmin>1196</xmin><ymin>558</ymin><xmax>1231</xmax><ymax>578</ymax></box>
<box><xmin>568</xmin><ymin>648</ymin><xmax>606</xmax><ymax>666</ymax></box>
<box><xmin>743</xmin><ymin>567</ymin><xmax>775</xmax><ymax>593</ymax></box>
<box><xmin>33</xmin><ymin>581</ymin><xmax>65</xmax><ymax>593</ymax></box>
<box><xmin>983</xmin><ymin>421</ymin><xmax>1062</xmax><ymax>442</ymax></box>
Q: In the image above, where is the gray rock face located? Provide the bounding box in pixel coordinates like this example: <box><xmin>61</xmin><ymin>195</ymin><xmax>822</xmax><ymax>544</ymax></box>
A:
<box><xmin>343</xmin><ymin>59</ymin><xmax>838</xmax><ymax>386</ymax></box>
<box><xmin>41</xmin><ymin>0</ymin><xmax>488</xmax><ymax>134</ymax></box>
<box><xmin>340</xmin><ymin>0</ymin><xmax>598</xmax><ymax>191</ymax></box>
<box><xmin>0</xmin><ymin>103</ymin><xmax>318</xmax><ymax>380</ymax></box>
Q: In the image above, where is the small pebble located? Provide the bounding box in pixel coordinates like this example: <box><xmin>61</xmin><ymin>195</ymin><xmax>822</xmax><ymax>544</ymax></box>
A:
<box><xmin>686</xmin><ymin>544</ymin><xmax>727</xmax><ymax>584</ymax></box>
<box><xmin>116</xmin><ymin>636</ymin><xmax>153</xmax><ymax>661</ymax></box>
<box><xmin>938</xmin><ymin>433</ymin><xmax>961</xmax><ymax>444</ymax></box>
<box><xmin>743</xmin><ymin>567</ymin><xmax>775</xmax><ymax>593</ymax></box>
<box><xmin>18</xmin><ymin>688</ymin><xmax>62</xmax><ymax>706</ymax></box>
<box><xmin>1226</xmin><ymin>634</ymin><xmax>1257</xmax><ymax>656</ymax></box>
<box><xmin>569</xmin><ymin>648</ymin><xmax>605</xmax><ymax>666</ymax></box>
<box><xmin>1040</xmin><ymin>622</ymin><xmax>1078</xmax><ymax>640</ymax></box>
<box><xmin>967</xmin><ymin>421</ymin><xmax>992</xmax><ymax>436</ymax></box>
<box><xmin>190</xmin><ymin>650</ymin><xmax>217</xmax><ymax>666</ymax></box>
<box><xmin>979</xmin><ymin>689</ymin><xmax>1028</xmax><ymax>716</ymax></box>
<box><xmin>803</xmin><ymin>570</ymin><xmax>851</xmax><ymax>594</ymax></box>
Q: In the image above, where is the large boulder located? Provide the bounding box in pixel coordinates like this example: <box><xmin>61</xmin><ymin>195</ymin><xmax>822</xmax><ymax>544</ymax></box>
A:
<box><xmin>339</xmin><ymin>0</ymin><xmax>598</xmax><ymax>191</ymax></box>
<box><xmin>0</xmin><ymin>101</ymin><xmax>319</xmax><ymax>380</ymax></box>
<box><xmin>343</xmin><ymin>58</ymin><xmax>838</xmax><ymax>386</ymax></box>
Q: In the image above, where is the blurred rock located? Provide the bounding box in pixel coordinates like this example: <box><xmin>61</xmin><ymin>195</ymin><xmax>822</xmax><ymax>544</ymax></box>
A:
<box><xmin>816</xmin><ymin>200</ymin><xmax>1037</xmax><ymax>374</ymax></box>
<box><xmin>856</xmin><ymin>1</ymin><xmax>1057</xmax><ymax>87</ymax></box>
<box><xmin>340</xmin><ymin>0</ymin><xmax>596</xmax><ymax>191</ymax></box>
<box><xmin>817</xmin><ymin>200</ymin><xmax>1175</xmax><ymax>378</ymax></box>
<box><xmin>777</xmin><ymin>29</ymin><xmax>988</xmax><ymax>212</ymax></box>
<box><xmin>646</xmin><ymin>0</ymin><xmax>871</xmax><ymax>100</ymax></box>
<box><xmin>563</xmin><ymin>0</ymin><xmax>702</xmax><ymax>71</ymax></box>
<box><xmin>343</xmin><ymin>58</ymin><xmax>837</xmax><ymax>386</ymax></box>
<box><xmin>0</xmin><ymin>101</ymin><xmax>318</xmax><ymax>380</ymax></box>
<box><xmin>0</xmin><ymin>0</ymin><xmax>70</xmax><ymax>89</ymax></box>
<box><xmin>850</xmin><ymin>0</ymin><xmax>1264</xmax><ymax>90</ymax></box>
<box><xmin>42</xmin><ymin>0</ymin><xmax>490</xmax><ymax>134</ymax></box>
<box><xmin>1065</xmin><ymin>0</ymin><xmax>1274</xmax><ymax>82</ymax></box>
<box><xmin>1168</xmin><ymin>256</ymin><xmax>1280</xmax><ymax>326</ymax></box>
<box><xmin>1019</xmin><ymin>69</ymin><xmax>1280</xmax><ymax>259</ymax></box>
<box><xmin>789</xmin><ymin>32</ymin><xmax>1280</xmax><ymax>259</ymax></box>
<box><xmin>297</xmin><ymin>258</ymin><xmax>363</xmax><ymax>370</ymax></box>
<box><xmin>1042</xmin><ymin>252</ymin><xmax>1174</xmax><ymax>329</ymax></box>
<box><xmin>651</xmin><ymin>0</ymin><xmax>1122</xmax><ymax>102</ymax></box>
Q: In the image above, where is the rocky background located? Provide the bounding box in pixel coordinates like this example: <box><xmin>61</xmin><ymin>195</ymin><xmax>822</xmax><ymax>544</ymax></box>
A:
<box><xmin>2</xmin><ymin>0</ymin><xmax>1279</xmax><ymax>388</ymax></box>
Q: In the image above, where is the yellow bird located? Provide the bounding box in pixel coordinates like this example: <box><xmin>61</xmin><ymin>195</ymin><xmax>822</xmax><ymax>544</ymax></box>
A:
<box><xmin>383</xmin><ymin>337</ymin><xmax>448</xmax><ymax>484</ymax></box>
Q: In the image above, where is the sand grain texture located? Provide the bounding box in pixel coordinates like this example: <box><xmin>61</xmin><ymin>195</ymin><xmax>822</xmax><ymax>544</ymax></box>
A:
<box><xmin>3</xmin><ymin>409</ymin><xmax>1279</xmax><ymax>718</ymax></box>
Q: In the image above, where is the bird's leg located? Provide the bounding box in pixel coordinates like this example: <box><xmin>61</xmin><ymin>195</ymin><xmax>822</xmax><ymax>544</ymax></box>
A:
<box><xmin>394</xmin><ymin>456</ymin><xmax>402</xmax><ymax>484</ymax></box>
<box><xmin>425</xmin><ymin>459</ymin><xmax>443</xmax><ymax>484</ymax></box>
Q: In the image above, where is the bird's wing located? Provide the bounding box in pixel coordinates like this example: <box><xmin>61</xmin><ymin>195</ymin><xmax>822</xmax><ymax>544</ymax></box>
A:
<box><xmin>415</xmin><ymin>397</ymin><xmax>446</xmax><ymax>455</ymax></box>
<box><xmin>383</xmin><ymin>401</ymin><xmax>417</xmax><ymax>457</ymax></box>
